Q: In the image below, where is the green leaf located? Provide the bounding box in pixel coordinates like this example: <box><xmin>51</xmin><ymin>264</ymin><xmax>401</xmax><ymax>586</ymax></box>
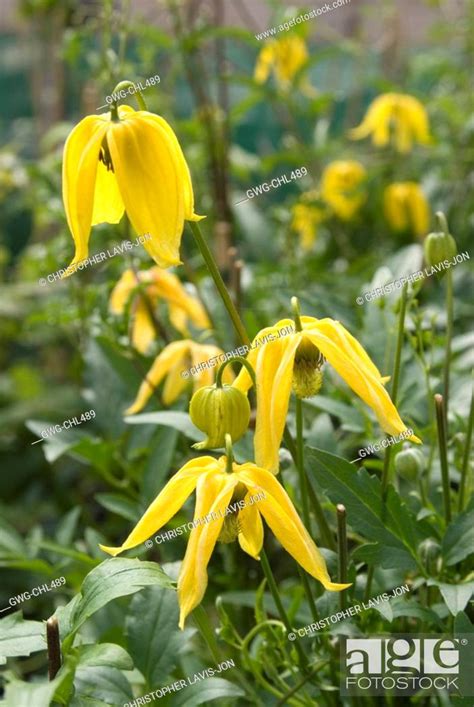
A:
<box><xmin>142</xmin><ymin>425</ymin><xmax>179</xmax><ymax>503</ymax></box>
<box><xmin>0</xmin><ymin>612</ymin><xmax>46</xmax><ymax>664</ymax></box>
<box><xmin>125</xmin><ymin>411</ymin><xmax>201</xmax><ymax>441</ymax></box>
<box><xmin>442</xmin><ymin>500</ymin><xmax>474</xmax><ymax>566</ymax></box>
<box><xmin>306</xmin><ymin>447</ymin><xmax>426</xmax><ymax>567</ymax></box>
<box><xmin>164</xmin><ymin>677</ymin><xmax>244</xmax><ymax>706</ymax></box>
<box><xmin>75</xmin><ymin>643</ymin><xmax>134</xmax><ymax>670</ymax></box>
<box><xmin>4</xmin><ymin>676</ymin><xmax>62</xmax><ymax>707</ymax></box>
<box><xmin>352</xmin><ymin>543</ymin><xmax>418</xmax><ymax>571</ymax></box>
<box><xmin>94</xmin><ymin>493</ymin><xmax>141</xmax><ymax>522</ymax></box>
<box><xmin>427</xmin><ymin>581</ymin><xmax>474</xmax><ymax>616</ymax></box>
<box><xmin>125</xmin><ymin>585</ymin><xmax>182</xmax><ymax>686</ymax></box>
<box><xmin>454</xmin><ymin>611</ymin><xmax>474</xmax><ymax>635</ymax></box>
<box><xmin>74</xmin><ymin>666</ymin><xmax>133</xmax><ymax>705</ymax></box>
<box><xmin>304</xmin><ymin>395</ymin><xmax>365</xmax><ymax>432</ymax></box>
<box><xmin>57</xmin><ymin>558</ymin><xmax>174</xmax><ymax>636</ymax></box>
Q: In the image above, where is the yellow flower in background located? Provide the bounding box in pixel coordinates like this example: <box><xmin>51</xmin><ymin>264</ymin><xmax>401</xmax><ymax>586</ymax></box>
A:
<box><xmin>384</xmin><ymin>182</ymin><xmax>430</xmax><ymax>237</ymax></box>
<box><xmin>125</xmin><ymin>340</ymin><xmax>233</xmax><ymax>414</ymax></box>
<box><xmin>254</xmin><ymin>36</ymin><xmax>309</xmax><ymax>90</ymax></box>
<box><xmin>110</xmin><ymin>267</ymin><xmax>210</xmax><ymax>353</ymax></box>
<box><xmin>291</xmin><ymin>203</ymin><xmax>325</xmax><ymax>250</ymax></box>
<box><xmin>100</xmin><ymin>455</ymin><xmax>350</xmax><ymax>628</ymax></box>
<box><xmin>62</xmin><ymin>105</ymin><xmax>203</xmax><ymax>276</ymax></box>
<box><xmin>234</xmin><ymin>316</ymin><xmax>421</xmax><ymax>473</ymax></box>
<box><xmin>349</xmin><ymin>93</ymin><xmax>432</xmax><ymax>153</ymax></box>
<box><xmin>321</xmin><ymin>160</ymin><xmax>367</xmax><ymax>220</ymax></box>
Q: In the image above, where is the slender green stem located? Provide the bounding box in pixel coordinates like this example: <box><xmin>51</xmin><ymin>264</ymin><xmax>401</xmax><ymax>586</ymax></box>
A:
<box><xmin>283</xmin><ymin>427</ymin><xmax>336</xmax><ymax>550</ymax></box>
<box><xmin>336</xmin><ymin>504</ymin><xmax>348</xmax><ymax>610</ymax></box>
<box><xmin>192</xmin><ymin>604</ymin><xmax>220</xmax><ymax>664</ymax></box>
<box><xmin>276</xmin><ymin>663</ymin><xmax>327</xmax><ymax>707</ymax></box>
<box><xmin>190</xmin><ymin>221</ymin><xmax>250</xmax><ymax>347</ymax></box>
<box><xmin>260</xmin><ymin>549</ymin><xmax>309</xmax><ymax>672</ymax></box>
<box><xmin>216</xmin><ymin>355</ymin><xmax>256</xmax><ymax>388</ymax></box>
<box><xmin>459</xmin><ymin>381</ymin><xmax>473</xmax><ymax>511</ymax></box>
<box><xmin>225</xmin><ymin>433</ymin><xmax>234</xmax><ymax>474</ymax></box>
<box><xmin>443</xmin><ymin>268</ymin><xmax>454</xmax><ymax>426</ymax></box>
<box><xmin>435</xmin><ymin>394</ymin><xmax>452</xmax><ymax>524</ymax></box>
<box><xmin>298</xmin><ymin>566</ymin><xmax>319</xmax><ymax>623</ymax></box>
<box><xmin>291</xmin><ymin>297</ymin><xmax>303</xmax><ymax>332</ymax></box>
<box><xmin>381</xmin><ymin>283</ymin><xmax>408</xmax><ymax>495</ymax></box>
<box><xmin>295</xmin><ymin>397</ymin><xmax>310</xmax><ymax>529</ymax></box>
<box><xmin>111</xmin><ymin>80</ymin><xmax>148</xmax><ymax>110</ymax></box>
<box><xmin>368</xmin><ymin>284</ymin><xmax>408</xmax><ymax>599</ymax></box>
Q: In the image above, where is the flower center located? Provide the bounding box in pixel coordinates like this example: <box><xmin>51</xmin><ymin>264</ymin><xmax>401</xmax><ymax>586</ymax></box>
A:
<box><xmin>217</xmin><ymin>483</ymin><xmax>247</xmax><ymax>544</ymax></box>
<box><xmin>99</xmin><ymin>137</ymin><xmax>114</xmax><ymax>172</ymax></box>
<box><xmin>292</xmin><ymin>337</ymin><xmax>324</xmax><ymax>398</ymax></box>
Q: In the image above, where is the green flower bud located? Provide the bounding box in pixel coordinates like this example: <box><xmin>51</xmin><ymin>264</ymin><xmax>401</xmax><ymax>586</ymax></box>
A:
<box><xmin>189</xmin><ymin>384</ymin><xmax>250</xmax><ymax>450</ymax></box>
<box><xmin>395</xmin><ymin>443</ymin><xmax>426</xmax><ymax>481</ymax></box>
<box><xmin>424</xmin><ymin>212</ymin><xmax>457</xmax><ymax>270</ymax></box>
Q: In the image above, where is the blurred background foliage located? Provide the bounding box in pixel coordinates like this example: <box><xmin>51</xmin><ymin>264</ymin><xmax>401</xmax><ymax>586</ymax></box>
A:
<box><xmin>0</xmin><ymin>0</ymin><xmax>472</xmax><ymax>704</ymax></box>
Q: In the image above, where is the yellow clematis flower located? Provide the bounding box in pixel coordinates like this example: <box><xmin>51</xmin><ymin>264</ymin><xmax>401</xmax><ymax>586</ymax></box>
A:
<box><xmin>321</xmin><ymin>160</ymin><xmax>367</xmax><ymax>220</ymax></box>
<box><xmin>62</xmin><ymin>105</ymin><xmax>203</xmax><ymax>276</ymax></box>
<box><xmin>125</xmin><ymin>339</ymin><xmax>233</xmax><ymax>414</ymax></box>
<box><xmin>349</xmin><ymin>93</ymin><xmax>432</xmax><ymax>153</ymax></box>
<box><xmin>254</xmin><ymin>36</ymin><xmax>309</xmax><ymax>90</ymax></box>
<box><xmin>291</xmin><ymin>203</ymin><xmax>325</xmax><ymax>251</ymax></box>
<box><xmin>384</xmin><ymin>182</ymin><xmax>430</xmax><ymax>237</ymax></box>
<box><xmin>234</xmin><ymin>316</ymin><xmax>421</xmax><ymax>473</ymax></box>
<box><xmin>110</xmin><ymin>267</ymin><xmax>210</xmax><ymax>353</ymax></box>
<box><xmin>100</xmin><ymin>455</ymin><xmax>350</xmax><ymax>628</ymax></box>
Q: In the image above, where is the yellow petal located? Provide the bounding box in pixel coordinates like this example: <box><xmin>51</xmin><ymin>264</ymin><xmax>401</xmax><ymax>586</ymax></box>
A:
<box><xmin>162</xmin><ymin>356</ymin><xmax>190</xmax><ymax>405</ymax></box>
<box><xmin>100</xmin><ymin>456</ymin><xmax>219</xmax><ymax>556</ymax></box>
<box><xmin>107</xmin><ymin>113</ymin><xmax>185</xmax><ymax>269</ymax></box>
<box><xmin>302</xmin><ymin>316</ymin><xmax>385</xmax><ymax>383</ymax></box>
<box><xmin>125</xmin><ymin>340</ymin><xmax>190</xmax><ymax>414</ymax></box>
<box><xmin>62</xmin><ymin>116</ymin><xmax>109</xmax><ymax>275</ymax></box>
<box><xmin>109</xmin><ymin>269</ymin><xmax>137</xmax><ymax>314</ymax></box>
<box><xmin>238</xmin><ymin>492</ymin><xmax>264</xmax><ymax>559</ymax></box>
<box><xmin>254</xmin><ymin>44</ymin><xmax>275</xmax><ymax>84</ymax></box>
<box><xmin>139</xmin><ymin>113</ymin><xmax>203</xmax><ymax>222</ymax></box>
<box><xmin>132</xmin><ymin>300</ymin><xmax>156</xmax><ymax>354</ymax></box>
<box><xmin>304</xmin><ymin>325</ymin><xmax>421</xmax><ymax>444</ymax></box>
<box><xmin>237</xmin><ymin>465</ymin><xmax>350</xmax><ymax>591</ymax></box>
<box><xmin>178</xmin><ymin>471</ymin><xmax>237</xmax><ymax>628</ymax></box>
<box><xmin>91</xmin><ymin>156</ymin><xmax>125</xmax><ymax>225</ymax></box>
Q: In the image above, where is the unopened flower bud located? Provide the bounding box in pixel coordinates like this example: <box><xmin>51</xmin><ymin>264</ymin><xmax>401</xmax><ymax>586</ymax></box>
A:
<box><xmin>424</xmin><ymin>213</ymin><xmax>457</xmax><ymax>269</ymax></box>
<box><xmin>190</xmin><ymin>384</ymin><xmax>250</xmax><ymax>450</ymax></box>
<box><xmin>395</xmin><ymin>443</ymin><xmax>426</xmax><ymax>481</ymax></box>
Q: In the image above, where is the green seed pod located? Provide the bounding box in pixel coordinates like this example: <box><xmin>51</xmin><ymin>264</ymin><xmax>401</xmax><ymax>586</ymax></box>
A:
<box><xmin>424</xmin><ymin>222</ymin><xmax>457</xmax><ymax>269</ymax></box>
<box><xmin>395</xmin><ymin>444</ymin><xmax>426</xmax><ymax>481</ymax></box>
<box><xmin>189</xmin><ymin>384</ymin><xmax>250</xmax><ymax>450</ymax></box>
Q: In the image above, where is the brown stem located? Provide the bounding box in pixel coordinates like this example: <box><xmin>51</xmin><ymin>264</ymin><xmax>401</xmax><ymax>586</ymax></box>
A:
<box><xmin>46</xmin><ymin>616</ymin><xmax>61</xmax><ymax>680</ymax></box>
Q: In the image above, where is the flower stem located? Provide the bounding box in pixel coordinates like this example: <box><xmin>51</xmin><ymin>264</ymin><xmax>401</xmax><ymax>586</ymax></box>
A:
<box><xmin>192</xmin><ymin>604</ymin><xmax>221</xmax><ymax>664</ymax></box>
<box><xmin>216</xmin><ymin>355</ymin><xmax>256</xmax><ymax>388</ymax></box>
<box><xmin>443</xmin><ymin>267</ymin><xmax>454</xmax><ymax>426</ymax></box>
<box><xmin>458</xmin><ymin>380</ymin><xmax>473</xmax><ymax>512</ymax></box>
<box><xmin>367</xmin><ymin>283</ymin><xmax>408</xmax><ymax>599</ymax></box>
<box><xmin>260</xmin><ymin>548</ymin><xmax>309</xmax><ymax>672</ymax></box>
<box><xmin>111</xmin><ymin>80</ymin><xmax>148</xmax><ymax>110</ymax></box>
<box><xmin>295</xmin><ymin>397</ymin><xmax>310</xmax><ymax>530</ymax></box>
<box><xmin>283</xmin><ymin>427</ymin><xmax>336</xmax><ymax>550</ymax></box>
<box><xmin>189</xmin><ymin>221</ymin><xmax>250</xmax><ymax>348</ymax></box>
<box><xmin>435</xmin><ymin>394</ymin><xmax>452</xmax><ymax>524</ymax></box>
<box><xmin>336</xmin><ymin>504</ymin><xmax>348</xmax><ymax>610</ymax></box>
<box><xmin>381</xmin><ymin>282</ymin><xmax>408</xmax><ymax>496</ymax></box>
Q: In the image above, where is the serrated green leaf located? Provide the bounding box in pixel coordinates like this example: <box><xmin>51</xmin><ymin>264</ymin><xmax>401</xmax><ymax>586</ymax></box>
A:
<box><xmin>428</xmin><ymin>581</ymin><xmax>474</xmax><ymax>616</ymax></box>
<box><xmin>74</xmin><ymin>666</ymin><xmax>133</xmax><ymax>705</ymax></box>
<box><xmin>0</xmin><ymin>612</ymin><xmax>46</xmax><ymax>664</ymax></box>
<box><xmin>125</xmin><ymin>585</ymin><xmax>182</xmax><ymax>686</ymax></box>
<box><xmin>165</xmin><ymin>676</ymin><xmax>244</xmax><ymax>706</ymax></box>
<box><xmin>306</xmin><ymin>447</ymin><xmax>425</xmax><ymax>568</ymax></box>
<box><xmin>59</xmin><ymin>558</ymin><xmax>174</xmax><ymax>635</ymax></box>
<box><xmin>442</xmin><ymin>500</ymin><xmax>474</xmax><ymax>566</ymax></box>
<box><xmin>75</xmin><ymin>643</ymin><xmax>134</xmax><ymax>670</ymax></box>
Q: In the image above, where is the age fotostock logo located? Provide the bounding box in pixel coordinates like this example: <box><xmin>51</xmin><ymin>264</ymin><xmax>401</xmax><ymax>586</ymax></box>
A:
<box><xmin>341</xmin><ymin>635</ymin><xmax>473</xmax><ymax>696</ymax></box>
